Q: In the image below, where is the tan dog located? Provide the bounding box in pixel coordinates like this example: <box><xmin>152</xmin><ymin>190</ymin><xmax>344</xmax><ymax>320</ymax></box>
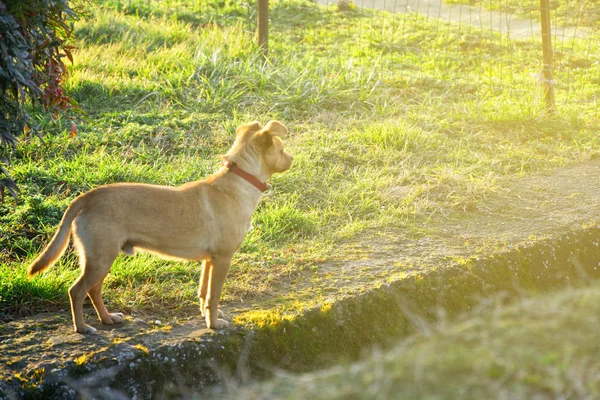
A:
<box><xmin>28</xmin><ymin>121</ymin><xmax>293</xmax><ymax>334</ymax></box>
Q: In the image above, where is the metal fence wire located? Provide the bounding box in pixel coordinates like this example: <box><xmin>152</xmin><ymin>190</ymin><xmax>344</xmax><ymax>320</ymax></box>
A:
<box><xmin>107</xmin><ymin>0</ymin><xmax>599</xmax><ymax>116</ymax></box>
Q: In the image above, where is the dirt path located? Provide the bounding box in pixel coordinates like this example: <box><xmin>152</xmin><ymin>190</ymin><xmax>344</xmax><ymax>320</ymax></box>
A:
<box><xmin>2</xmin><ymin>159</ymin><xmax>599</xmax><ymax>395</ymax></box>
<box><xmin>316</xmin><ymin>0</ymin><xmax>588</xmax><ymax>40</ymax></box>
<box><xmin>284</xmin><ymin>159</ymin><xmax>600</xmax><ymax>305</ymax></box>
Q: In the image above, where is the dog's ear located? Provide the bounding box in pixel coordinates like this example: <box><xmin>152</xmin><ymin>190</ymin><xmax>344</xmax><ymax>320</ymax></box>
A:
<box><xmin>263</xmin><ymin>120</ymin><xmax>288</xmax><ymax>137</ymax></box>
<box><xmin>236</xmin><ymin>121</ymin><xmax>263</xmax><ymax>140</ymax></box>
<box><xmin>255</xmin><ymin>121</ymin><xmax>288</xmax><ymax>148</ymax></box>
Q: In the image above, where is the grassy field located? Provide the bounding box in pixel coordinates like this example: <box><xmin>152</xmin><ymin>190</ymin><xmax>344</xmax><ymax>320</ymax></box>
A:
<box><xmin>1</xmin><ymin>0</ymin><xmax>599</xmax><ymax>320</ymax></box>
<box><xmin>230</xmin><ymin>282</ymin><xmax>600</xmax><ymax>399</ymax></box>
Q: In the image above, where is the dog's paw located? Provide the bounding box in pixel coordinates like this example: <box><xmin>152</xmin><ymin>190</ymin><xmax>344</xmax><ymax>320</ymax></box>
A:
<box><xmin>75</xmin><ymin>324</ymin><xmax>97</xmax><ymax>334</ymax></box>
<box><xmin>109</xmin><ymin>313</ymin><xmax>125</xmax><ymax>324</ymax></box>
<box><xmin>110</xmin><ymin>312</ymin><xmax>124</xmax><ymax>323</ymax></box>
<box><xmin>101</xmin><ymin>312</ymin><xmax>124</xmax><ymax>325</ymax></box>
<box><xmin>207</xmin><ymin>318</ymin><xmax>229</xmax><ymax>330</ymax></box>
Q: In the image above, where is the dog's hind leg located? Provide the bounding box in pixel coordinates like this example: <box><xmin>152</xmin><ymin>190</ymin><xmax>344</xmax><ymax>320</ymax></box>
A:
<box><xmin>69</xmin><ymin>265</ymin><xmax>109</xmax><ymax>334</ymax></box>
<box><xmin>70</xmin><ymin>225</ymin><xmax>120</xmax><ymax>334</ymax></box>
<box><xmin>88</xmin><ymin>275</ymin><xmax>124</xmax><ymax>325</ymax></box>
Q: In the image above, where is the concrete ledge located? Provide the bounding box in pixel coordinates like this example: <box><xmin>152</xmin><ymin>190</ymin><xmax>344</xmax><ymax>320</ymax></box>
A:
<box><xmin>2</xmin><ymin>225</ymin><xmax>599</xmax><ymax>399</ymax></box>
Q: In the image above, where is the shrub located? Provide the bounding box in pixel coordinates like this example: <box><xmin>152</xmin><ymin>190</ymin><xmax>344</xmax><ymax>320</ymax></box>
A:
<box><xmin>0</xmin><ymin>0</ymin><xmax>80</xmax><ymax>201</ymax></box>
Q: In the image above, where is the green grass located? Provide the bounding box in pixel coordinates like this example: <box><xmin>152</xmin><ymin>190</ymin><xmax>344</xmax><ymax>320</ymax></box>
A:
<box><xmin>1</xmin><ymin>0</ymin><xmax>599</xmax><ymax>319</ymax></box>
<box><xmin>230</xmin><ymin>282</ymin><xmax>600</xmax><ymax>399</ymax></box>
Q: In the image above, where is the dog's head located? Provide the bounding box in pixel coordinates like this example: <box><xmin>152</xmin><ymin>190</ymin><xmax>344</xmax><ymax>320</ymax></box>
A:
<box><xmin>224</xmin><ymin>120</ymin><xmax>293</xmax><ymax>178</ymax></box>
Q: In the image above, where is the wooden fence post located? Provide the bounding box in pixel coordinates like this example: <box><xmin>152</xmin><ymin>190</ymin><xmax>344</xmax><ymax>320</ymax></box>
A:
<box><xmin>258</xmin><ymin>0</ymin><xmax>269</xmax><ymax>57</ymax></box>
<box><xmin>540</xmin><ymin>0</ymin><xmax>555</xmax><ymax>113</ymax></box>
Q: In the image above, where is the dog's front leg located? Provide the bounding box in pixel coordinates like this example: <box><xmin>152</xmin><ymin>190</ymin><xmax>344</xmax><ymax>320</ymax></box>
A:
<box><xmin>198</xmin><ymin>260</ymin><xmax>211</xmax><ymax>316</ymax></box>
<box><xmin>205</xmin><ymin>254</ymin><xmax>232</xmax><ymax>329</ymax></box>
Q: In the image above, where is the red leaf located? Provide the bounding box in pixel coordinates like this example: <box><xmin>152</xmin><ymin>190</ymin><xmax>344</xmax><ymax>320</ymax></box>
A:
<box><xmin>69</xmin><ymin>121</ymin><xmax>77</xmax><ymax>138</ymax></box>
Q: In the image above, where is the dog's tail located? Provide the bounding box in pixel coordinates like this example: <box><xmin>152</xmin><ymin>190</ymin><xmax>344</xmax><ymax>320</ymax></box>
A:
<box><xmin>28</xmin><ymin>194</ymin><xmax>87</xmax><ymax>277</ymax></box>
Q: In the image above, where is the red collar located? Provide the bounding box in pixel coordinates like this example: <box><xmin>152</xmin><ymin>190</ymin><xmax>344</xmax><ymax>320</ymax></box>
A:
<box><xmin>223</xmin><ymin>161</ymin><xmax>268</xmax><ymax>192</ymax></box>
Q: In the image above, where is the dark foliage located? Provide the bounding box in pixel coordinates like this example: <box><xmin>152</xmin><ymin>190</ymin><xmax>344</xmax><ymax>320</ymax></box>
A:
<box><xmin>0</xmin><ymin>0</ymin><xmax>79</xmax><ymax>201</ymax></box>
